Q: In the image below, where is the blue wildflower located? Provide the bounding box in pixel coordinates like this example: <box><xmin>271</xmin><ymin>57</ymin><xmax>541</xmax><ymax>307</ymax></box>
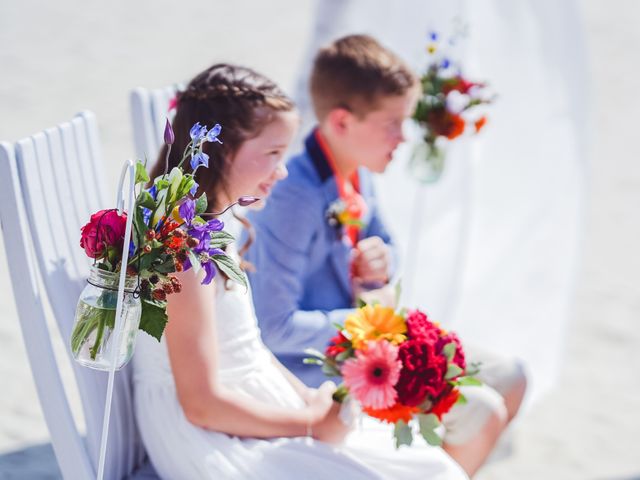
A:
<box><xmin>142</xmin><ymin>207</ymin><xmax>152</xmax><ymax>226</ymax></box>
<box><xmin>189</xmin><ymin>181</ymin><xmax>199</xmax><ymax>196</ymax></box>
<box><xmin>206</xmin><ymin>124</ymin><xmax>223</xmax><ymax>144</ymax></box>
<box><xmin>189</xmin><ymin>122</ymin><xmax>208</xmax><ymax>142</ymax></box>
<box><xmin>190</xmin><ymin>151</ymin><xmax>209</xmax><ymax>172</ymax></box>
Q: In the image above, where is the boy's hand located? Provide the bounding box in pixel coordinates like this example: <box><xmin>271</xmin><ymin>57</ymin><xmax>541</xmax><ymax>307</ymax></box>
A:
<box><xmin>355</xmin><ymin>284</ymin><xmax>397</xmax><ymax>309</ymax></box>
<box><xmin>352</xmin><ymin>236</ymin><xmax>391</xmax><ymax>285</ymax></box>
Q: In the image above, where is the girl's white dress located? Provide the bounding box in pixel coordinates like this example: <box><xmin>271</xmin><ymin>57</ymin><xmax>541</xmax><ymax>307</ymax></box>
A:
<box><xmin>132</xmin><ymin>244</ymin><xmax>467</xmax><ymax>479</ymax></box>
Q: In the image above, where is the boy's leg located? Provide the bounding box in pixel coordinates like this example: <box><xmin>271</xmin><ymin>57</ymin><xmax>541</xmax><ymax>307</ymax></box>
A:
<box><xmin>440</xmin><ymin>346</ymin><xmax>527</xmax><ymax>476</ymax></box>
<box><xmin>442</xmin><ymin>384</ymin><xmax>507</xmax><ymax>476</ymax></box>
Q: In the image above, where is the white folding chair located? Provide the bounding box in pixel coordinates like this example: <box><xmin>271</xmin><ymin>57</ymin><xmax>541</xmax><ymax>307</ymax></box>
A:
<box><xmin>130</xmin><ymin>85</ymin><xmax>181</xmax><ymax>162</ymax></box>
<box><xmin>0</xmin><ymin>111</ymin><xmax>156</xmax><ymax>479</ymax></box>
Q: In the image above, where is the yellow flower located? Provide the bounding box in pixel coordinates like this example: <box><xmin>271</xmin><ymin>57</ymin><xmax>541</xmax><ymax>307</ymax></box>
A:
<box><xmin>171</xmin><ymin>206</ymin><xmax>182</xmax><ymax>222</ymax></box>
<box><xmin>344</xmin><ymin>305</ymin><xmax>407</xmax><ymax>350</ymax></box>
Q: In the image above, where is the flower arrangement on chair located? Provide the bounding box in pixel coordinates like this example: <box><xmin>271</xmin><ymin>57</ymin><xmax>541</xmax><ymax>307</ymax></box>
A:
<box><xmin>70</xmin><ymin>120</ymin><xmax>257</xmax><ymax>370</ymax></box>
<box><xmin>306</xmin><ymin>304</ymin><xmax>480</xmax><ymax>447</ymax></box>
<box><xmin>411</xmin><ymin>30</ymin><xmax>494</xmax><ymax>183</ymax></box>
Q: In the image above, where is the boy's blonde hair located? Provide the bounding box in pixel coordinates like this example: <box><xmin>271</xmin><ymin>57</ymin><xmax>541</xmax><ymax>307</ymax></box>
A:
<box><xmin>310</xmin><ymin>34</ymin><xmax>417</xmax><ymax>121</ymax></box>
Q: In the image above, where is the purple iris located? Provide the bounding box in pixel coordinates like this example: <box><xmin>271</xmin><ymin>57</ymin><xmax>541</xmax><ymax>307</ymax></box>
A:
<box><xmin>190</xmin><ymin>151</ymin><xmax>209</xmax><ymax>172</ymax></box>
<box><xmin>206</xmin><ymin>124</ymin><xmax>223</xmax><ymax>144</ymax></box>
<box><xmin>188</xmin><ymin>219</ymin><xmax>224</xmax><ymax>253</ymax></box>
<box><xmin>201</xmin><ymin>261</ymin><xmax>216</xmax><ymax>285</ymax></box>
<box><xmin>179</xmin><ymin>198</ymin><xmax>196</xmax><ymax>225</ymax></box>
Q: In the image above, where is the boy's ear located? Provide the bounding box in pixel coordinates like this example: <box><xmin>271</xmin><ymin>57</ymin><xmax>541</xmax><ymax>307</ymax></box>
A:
<box><xmin>326</xmin><ymin>107</ymin><xmax>353</xmax><ymax>137</ymax></box>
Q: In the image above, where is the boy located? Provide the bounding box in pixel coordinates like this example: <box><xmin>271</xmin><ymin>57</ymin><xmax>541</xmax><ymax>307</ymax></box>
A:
<box><xmin>245</xmin><ymin>35</ymin><xmax>525</xmax><ymax>476</ymax></box>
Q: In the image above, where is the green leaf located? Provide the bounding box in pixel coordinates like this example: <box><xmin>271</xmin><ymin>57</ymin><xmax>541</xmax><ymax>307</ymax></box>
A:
<box><xmin>456</xmin><ymin>393</ymin><xmax>468</xmax><ymax>406</ymax></box>
<box><xmin>135</xmin><ymin>161</ymin><xmax>150</xmax><ymax>185</ymax></box>
<box><xmin>393</xmin><ymin>421</ymin><xmax>414</xmax><ymax>448</ymax></box>
<box><xmin>356</xmin><ymin>297</ymin><xmax>367</xmax><ymax>308</ymax></box>
<box><xmin>154</xmin><ymin>256</ymin><xmax>176</xmax><ymax>274</ymax></box>
<box><xmin>212</xmin><ymin>254</ymin><xmax>247</xmax><ymax>288</ymax></box>
<box><xmin>454</xmin><ymin>376</ymin><xmax>482</xmax><ymax>387</ymax></box>
<box><xmin>187</xmin><ymin>249</ymin><xmax>202</xmax><ymax>274</ymax></box>
<box><xmin>209</xmin><ymin>231</ymin><xmax>235</xmax><ymax>249</ymax></box>
<box><xmin>445</xmin><ymin>363</ymin><xmax>463</xmax><ymax>380</ymax></box>
<box><xmin>442</xmin><ymin>342</ymin><xmax>456</xmax><ymax>362</ymax></box>
<box><xmin>136</xmin><ymin>190</ymin><xmax>156</xmax><ymax>209</ymax></box>
<box><xmin>321</xmin><ymin>361</ymin><xmax>341</xmax><ymax>377</ymax></box>
<box><xmin>138</xmin><ymin>249</ymin><xmax>163</xmax><ymax>272</ymax></box>
<box><xmin>139</xmin><ymin>299</ymin><xmax>168</xmax><ymax>341</ymax></box>
<box><xmin>335</xmin><ymin>347</ymin><xmax>353</xmax><ymax>362</ymax></box>
<box><xmin>394</xmin><ymin>280</ymin><xmax>402</xmax><ymax>306</ymax></box>
<box><xmin>154</xmin><ymin>178</ymin><xmax>169</xmax><ymax>190</ymax></box>
<box><xmin>465</xmin><ymin>361</ymin><xmax>482</xmax><ymax>377</ymax></box>
<box><xmin>195</xmin><ymin>193</ymin><xmax>208</xmax><ymax>215</ymax></box>
<box><xmin>418</xmin><ymin>414</ymin><xmax>442</xmax><ymax>446</ymax></box>
<box><xmin>303</xmin><ymin>358</ymin><xmax>323</xmax><ymax>365</ymax></box>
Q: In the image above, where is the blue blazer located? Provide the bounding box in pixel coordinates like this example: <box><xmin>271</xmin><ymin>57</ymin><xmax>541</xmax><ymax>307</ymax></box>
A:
<box><xmin>244</xmin><ymin>131</ymin><xmax>394</xmax><ymax>387</ymax></box>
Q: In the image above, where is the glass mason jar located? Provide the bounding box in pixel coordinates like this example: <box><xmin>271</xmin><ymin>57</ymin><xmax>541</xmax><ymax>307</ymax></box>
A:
<box><xmin>70</xmin><ymin>265</ymin><xmax>141</xmax><ymax>371</ymax></box>
<box><xmin>409</xmin><ymin>140</ymin><xmax>446</xmax><ymax>184</ymax></box>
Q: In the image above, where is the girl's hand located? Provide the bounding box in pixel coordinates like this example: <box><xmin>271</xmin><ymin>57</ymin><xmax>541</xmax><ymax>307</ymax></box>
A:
<box><xmin>308</xmin><ymin>382</ymin><xmax>352</xmax><ymax>444</ymax></box>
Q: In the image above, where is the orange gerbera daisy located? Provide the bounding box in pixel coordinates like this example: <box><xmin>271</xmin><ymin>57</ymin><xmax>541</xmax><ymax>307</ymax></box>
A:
<box><xmin>344</xmin><ymin>304</ymin><xmax>407</xmax><ymax>350</ymax></box>
<box><xmin>363</xmin><ymin>403</ymin><xmax>421</xmax><ymax>424</ymax></box>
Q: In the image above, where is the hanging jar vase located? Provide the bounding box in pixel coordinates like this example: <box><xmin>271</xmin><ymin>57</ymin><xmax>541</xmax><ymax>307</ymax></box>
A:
<box><xmin>409</xmin><ymin>139</ymin><xmax>447</xmax><ymax>184</ymax></box>
<box><xmin>70</xmin><ymin>265</ymin><xmax>141</xmax><ymax>371</ymax></box>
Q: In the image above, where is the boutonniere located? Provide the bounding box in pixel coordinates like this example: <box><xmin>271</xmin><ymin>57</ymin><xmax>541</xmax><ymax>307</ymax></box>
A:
<box><xmin>326</xmin><ymin>198</ymin><xmax>365</xmax><ymax>233</ymax></box>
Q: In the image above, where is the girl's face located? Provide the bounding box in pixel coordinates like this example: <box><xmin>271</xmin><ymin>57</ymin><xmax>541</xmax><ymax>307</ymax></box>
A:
<box><xmin>225</xmin><ymin>110</ymin><xmax>298</xmax><ymax>206</ymax></box>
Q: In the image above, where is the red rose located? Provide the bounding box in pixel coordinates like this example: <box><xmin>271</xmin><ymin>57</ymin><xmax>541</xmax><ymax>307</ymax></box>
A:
<box><xmin>326</xmin><ymin>332</ymin><xmax>349</xmax><ymax>358</ymax></box>
<box><xmin>395</xmin><ymin>338</ymin><xmax>448</xmax><ymax>406</ymax></box>
<box><xmin>437</xmin><ymin>331</ymin><xmax>466</xmax><ymax>371</ymax></box>
<box><xmin>79</xmin><ymin>209</ymin><xmax>127</xmax><ymax>259</ymax></box>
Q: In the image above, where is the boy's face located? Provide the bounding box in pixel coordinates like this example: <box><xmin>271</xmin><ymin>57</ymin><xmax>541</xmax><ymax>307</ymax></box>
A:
<box><xmin>344</xmin><ymin>89</ymin><xmax>418</xmax><ymax>173</ymax></box>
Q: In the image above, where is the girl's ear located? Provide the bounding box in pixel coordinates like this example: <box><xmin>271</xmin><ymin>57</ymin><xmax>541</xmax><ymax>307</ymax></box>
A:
<box><xmin>326</xmin><ymin>107</ymin><xmax>352</xmax><ymax>137</ymax></box>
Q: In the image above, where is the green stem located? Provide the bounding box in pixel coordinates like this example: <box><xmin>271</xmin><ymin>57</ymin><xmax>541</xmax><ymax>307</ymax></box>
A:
<box><xmin>332</xmin><ymin>383</ymin><xmax>349</xmax><ymax>403</ymax></box>
<box><xmin>89</xmin><ymin>311</ymin><xmax>106</xmax><ymax>360</ymax></box>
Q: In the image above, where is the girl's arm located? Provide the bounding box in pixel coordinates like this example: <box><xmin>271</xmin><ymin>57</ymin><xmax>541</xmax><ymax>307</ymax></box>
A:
<box><xmin>269</xmin><ymin>352</ymin><xmax>316</xmax><ymax>403</ymax></box>
<box><xmin>165</xmin><ymin>268</ymin><xmax>330</xmax><ymax>438</ymax></box>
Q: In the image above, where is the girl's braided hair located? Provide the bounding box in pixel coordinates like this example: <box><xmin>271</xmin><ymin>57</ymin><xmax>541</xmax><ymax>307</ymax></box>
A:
<box><xmin>149</xmin><ymin>63</ymin><xmax>295</xmax><ymax>272</ymax></box>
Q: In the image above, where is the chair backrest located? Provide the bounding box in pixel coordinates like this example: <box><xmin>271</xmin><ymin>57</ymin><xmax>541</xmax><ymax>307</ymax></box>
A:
<box><xmin>130</xmin><ymin>85</ymin><xmax>180</xmax><ymax>162</ymax></box>
<box><xmin>0</xmin><ymin>111</ymin><xmax>146</xmax><ymax>480</ymax></box>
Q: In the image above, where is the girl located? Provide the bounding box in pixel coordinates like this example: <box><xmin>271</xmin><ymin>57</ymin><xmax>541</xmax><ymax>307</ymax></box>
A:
<box><xmin>133</xmin><ymin>64</ymin><xmax>467</xmax><ymax>479</ymax></box>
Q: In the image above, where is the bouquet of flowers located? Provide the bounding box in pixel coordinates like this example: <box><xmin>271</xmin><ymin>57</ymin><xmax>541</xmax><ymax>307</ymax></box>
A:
<box><xmin>70</xmin><ymin>120</ymin><xmax>256</xmax><ymax>369</ymax></box>
<box><xmin>306</xmin><ymin>304</ymin><xmax>480</xmax><ymax>447</ymax></box>
<box><xmin>411</xmin><ymin>30</ymin><xmax>494</xmax><ymax>182</ymax></box>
